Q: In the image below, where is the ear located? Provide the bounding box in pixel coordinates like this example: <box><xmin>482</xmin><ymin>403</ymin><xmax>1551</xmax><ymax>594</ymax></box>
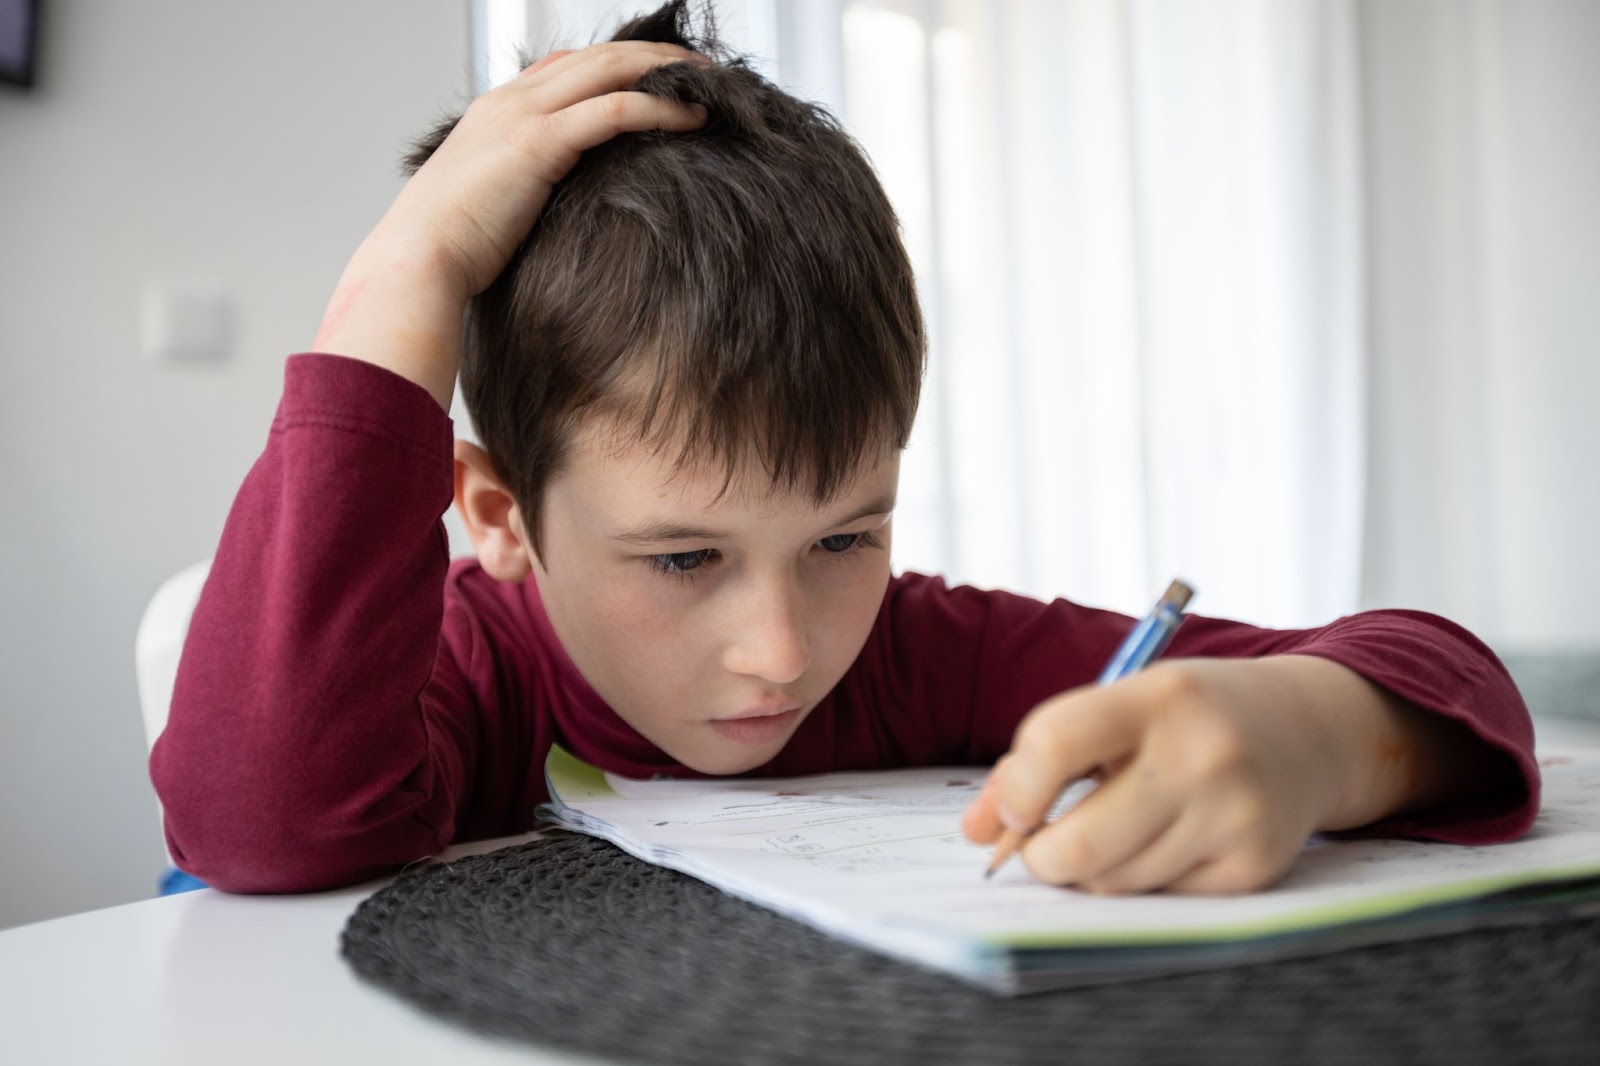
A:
<box><xmin>453</xmin><ymin>441</ymin><xmax>535</xmax><ymax>583</ymax></box>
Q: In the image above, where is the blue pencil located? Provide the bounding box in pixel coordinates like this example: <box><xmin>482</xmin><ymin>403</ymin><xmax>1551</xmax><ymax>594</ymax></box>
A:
<box><xmin>1096</xmin><ymin>579</ymin><xmax>1195</xmax><ymax>685</ymax></box>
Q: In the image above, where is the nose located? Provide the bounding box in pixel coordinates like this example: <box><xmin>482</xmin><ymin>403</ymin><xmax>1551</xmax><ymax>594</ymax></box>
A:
<box><xmin>722</xmin><ymin>574</ymin><xmax>812</xmax><ymax>686</ymax></box>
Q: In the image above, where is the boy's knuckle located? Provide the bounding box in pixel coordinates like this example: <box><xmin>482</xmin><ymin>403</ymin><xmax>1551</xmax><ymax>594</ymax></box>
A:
<box><xmin>1148</xmin><ymin>661</ymin><xmax>1210</xmax><ymax>707</ymax></box>
<box><xmin>1184</xmin><ymin>719</ymin><xmax>1246</xmax><ymax>781</ymax></box>
<box><xmin>1023</xmin><ymin>827</ymin><xmax>1097</xmax><ymax>885</ymax></box>
<box><xmin>596</xmin><ymin>93</ymin><xmax>633</xmax><ymax>125</ymax></box>
<box><xmin>593</xmin><ymin>47</ymin><xmax>631</xmax><ymax>73</ymax></box>
<box><xmin>1223</xmin><ymin>788</ymin><xmax>1271</xmax><ymax>834</ymax></box>
<box><xmin>519</xmin><ymin>118</ymin><xmax>576</xmax><ymax>171</ymax></box>
<box><xmin>1021</xmin><ymin>844</ymin><xmax>1078</xmax><ymax>886</ymax></box>
<box><xmin>1011</xmin><ymin>715</ymin><xmax>1051</xmax><ymax>758</ymax></box>
<box><xmin>1192</xmin><ymin>860</ymin><xmax>1246</xmax><ymax>895</ymax></box>
<box><xmin>480</xmin><ymin>87</ymin><xmax>525</xmax><ymax>124</ymax></box>
<box><xmin>515</xmin><ymin>109</ymin><xmax>557</xmax><ymax>145</ymax></box>
<box><xmin>1226</xmin><ymin>846</ymin><xmax>1280</xmax><ymax>893</ymax></box>
<box><xmin>1013</xmin><ymin>709</ymin><xmax>1072</xmax><ymax>767</ymax></box>
<box><xmin>1184</xmin><ymin>726</ymin><xmax>1228</xmax><ymax>784</ymax></box>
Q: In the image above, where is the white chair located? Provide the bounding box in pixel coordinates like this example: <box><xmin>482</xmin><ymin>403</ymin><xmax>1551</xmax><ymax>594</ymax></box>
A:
<box><xmin>134</xmin><ymin>559</ymin><xmax>212</xmax><ymax>892</ymax></box>
<box><xmin>135</xmin><ymin>559</ymin><xmax>212</xmax><ymax>750</ymax></box>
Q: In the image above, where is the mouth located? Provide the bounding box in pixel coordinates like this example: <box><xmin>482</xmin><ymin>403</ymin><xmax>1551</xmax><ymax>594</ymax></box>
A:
<box><xmin>710</xmin><ymin>702</ymin><xmax>805</xmax><ymax>745</ymax></box>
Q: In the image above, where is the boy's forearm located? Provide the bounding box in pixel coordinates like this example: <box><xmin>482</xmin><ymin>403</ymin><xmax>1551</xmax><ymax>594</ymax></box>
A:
<box><xmin>153</xmin><ymin>354</ymin><xmax>463</xmax><ymax>892</ymax></box>
<box><xmin>312</xmin><ymin>233</ymin><xmax>466</xmax><ymax>409</ymax></box>
<box><xmin>1269</xmin><ymin>654</ymin><xmax>1520</xmax><ymax>832</ymax></box>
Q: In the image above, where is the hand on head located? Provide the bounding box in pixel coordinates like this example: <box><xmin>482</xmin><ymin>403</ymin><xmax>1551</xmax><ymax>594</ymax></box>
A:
<box><xmin>312</xmin><ymin>40</ymin><xmax>710</xmax><ymax>408</ymax></box>
<box><xmin>388</xmin><ymin>43</ymin><xmax>712</xmax><ymax>302</ymax></box>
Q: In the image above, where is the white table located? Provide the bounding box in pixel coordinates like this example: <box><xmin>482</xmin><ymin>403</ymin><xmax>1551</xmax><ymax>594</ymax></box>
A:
<box><xmin>0</xmin><ymin>833</ymin><xmax>613</xmax><ymax>1066</ymax></box>
<box><xmin>7</xmin><ymin>717</ymin><xmax>1597</xmax><ymax>1065</ymax></box>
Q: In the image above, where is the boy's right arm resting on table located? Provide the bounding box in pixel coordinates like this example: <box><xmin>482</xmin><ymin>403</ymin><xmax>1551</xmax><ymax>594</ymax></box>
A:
<box><xmin>150</xmin><ymin>355</ymin><xmax>467</xmax><ymax>893</ymax></box>
<box><xmin>149</xmin><ymin>43</ymin><xmax>710</xmax><ymax>893</ymax></box>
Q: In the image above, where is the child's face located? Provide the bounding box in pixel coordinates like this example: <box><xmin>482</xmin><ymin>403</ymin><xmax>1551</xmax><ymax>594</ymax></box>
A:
<box><xmin>530</xmin><ymin>421</ymin><xmax>900</xmax><ymax>776</ymax></box>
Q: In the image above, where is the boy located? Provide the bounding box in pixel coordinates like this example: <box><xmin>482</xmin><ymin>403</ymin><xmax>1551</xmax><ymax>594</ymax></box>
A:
<box><xmin>151</xmin><ymin>1</ymin><xmax>1535</xmax><ymax>897</ymax></box>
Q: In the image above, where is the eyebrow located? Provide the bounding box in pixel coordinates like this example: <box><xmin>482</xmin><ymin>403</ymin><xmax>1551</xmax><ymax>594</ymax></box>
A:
<box><xmin>609</xmin><ymin>493</ymin><xmax>898</xmax><ymax>546</ymax></box>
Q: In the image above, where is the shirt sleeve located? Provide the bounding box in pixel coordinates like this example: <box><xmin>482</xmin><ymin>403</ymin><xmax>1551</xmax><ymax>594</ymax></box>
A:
<box><xmin>877</xmin><ymin>574</ymin><xmax>1539</xmax><ymax>845</ymax></box>
<box><xmin>149</xmin><ymin>354</ymin><xmax>475</xmax><ymax>893</ymax></box>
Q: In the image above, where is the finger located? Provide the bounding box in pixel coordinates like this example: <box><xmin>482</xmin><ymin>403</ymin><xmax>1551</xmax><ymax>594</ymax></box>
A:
<box><xmin>992</xmin><ymin>688</ymin><xmax>1147</xmax><ymax>837</ymax></box>
<box><xmin>550</xmin><ymin>91</ymin><xmax>709</xmax><ymax>155</ymax></box>
<box><xmin>517</xmin><ymin>42</ymin><xmax>706</xmax><ymax>108</ymax></box>
<box><xmin>1164</xmin><ymin>840</ymin><xmax>1294</xmax><ymax>895</ymax></box>
<box><xmin>516</xmin><ymin>49</ymin><xmax>576</xmax><ymax>81</ymax></box>
<box><xmin>516</xmin><ymin>41</ymin><xmax>703</xmax><ymax>85</ymax></box>
<box><xmin>1017</xmin><ymin>756</ymin><xmax>1180</xmax><ymax>885</ymax></box>
<box><xmin>1075</xmin><ymin>805</ymin><xmax>1217</xmax><ymax>895</ymax></box>
<box><xmin>960</xmin><ymin>766</ymin><xmax>1007</xmax><ymax>844</ymax></box>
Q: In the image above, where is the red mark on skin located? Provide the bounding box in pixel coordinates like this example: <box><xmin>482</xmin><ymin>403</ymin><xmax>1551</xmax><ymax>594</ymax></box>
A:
<box><xmin>945</xmin><ymin>780</ymin><xmax>973</xmax><ymax>787</ymax></box>
<box><xmin>1376</xmin><ymin>738</ymin><xmax>1423</xmax><ymax>803</ymax></box>
<box><xmin>1539</xmin><ymin>756</ymin><xmax>1573</xmax><ymax>767</ymax></box>
<box><xmin>312</xmin><ymin>277</ymin><xmax>368</xmax><ymax>348</ymax></box>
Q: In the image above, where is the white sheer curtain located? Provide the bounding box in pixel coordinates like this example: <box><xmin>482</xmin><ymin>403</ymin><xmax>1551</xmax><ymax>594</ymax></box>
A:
<box><xmin>832</xmin><ymin>1</ymin><xmax>1366</xmax><ymax>627</ymax></box>
<box><xmin>485</xmin><ymin>0</ymin><xmax>1369</xmax><ymax>627</ymax></box>
<box><xmin>1356</xmin><ymin>0</ymin><xmax>1600</xmax><ymax>651</ymax></box>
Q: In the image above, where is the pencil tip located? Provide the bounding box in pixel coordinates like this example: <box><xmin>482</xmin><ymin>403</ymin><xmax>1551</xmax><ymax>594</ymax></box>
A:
<box><xmin>984</xmin><ymin>867</ymin><xmax>995</xmax><ymax>881</ymax></box>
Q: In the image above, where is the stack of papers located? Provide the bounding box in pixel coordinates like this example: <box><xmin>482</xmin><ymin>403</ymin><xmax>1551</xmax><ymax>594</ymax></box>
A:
<box><xmin>539</xmin><ymin>745</ymin><xmax>1600</xmax><ymax>994</ymax></box>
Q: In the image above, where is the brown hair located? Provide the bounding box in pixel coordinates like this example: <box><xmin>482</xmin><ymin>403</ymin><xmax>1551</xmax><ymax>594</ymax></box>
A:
<box><xmin>406</xmin><ymin>0</ymin><xmax>925</xmax><ymax>556</ymax></box>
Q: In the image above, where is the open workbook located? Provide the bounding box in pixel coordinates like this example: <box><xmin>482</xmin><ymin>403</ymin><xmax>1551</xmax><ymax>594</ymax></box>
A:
<box><xmin>539</xmin><ymin>745</ymin><xmax>1600</xmax><ymax>994</ymax></box>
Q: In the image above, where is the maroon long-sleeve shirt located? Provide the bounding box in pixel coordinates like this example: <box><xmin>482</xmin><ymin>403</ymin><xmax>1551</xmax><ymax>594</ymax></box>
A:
<box><xmin>149</xmin><ymin>354</ymin><xmax>1539</xmax><ymax>893</ymax></box>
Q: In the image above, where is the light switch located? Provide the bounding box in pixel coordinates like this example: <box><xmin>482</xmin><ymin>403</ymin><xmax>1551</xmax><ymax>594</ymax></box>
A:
<box><xmin>141</xmin><ymin>280</ymin><xmax>236</xmax><ymax>364</ymax></box>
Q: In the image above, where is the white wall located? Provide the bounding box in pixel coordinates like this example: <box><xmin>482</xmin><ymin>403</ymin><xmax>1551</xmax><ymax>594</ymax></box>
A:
<box><xmin>0</xmin><ymin>1</ymin><xmax>471</xmax><ymax>929</ymax></box>
<box><xmin>1359</xmin><ymin>0</ymin><xmax>1600</xmax><ymax>649</ymax></box>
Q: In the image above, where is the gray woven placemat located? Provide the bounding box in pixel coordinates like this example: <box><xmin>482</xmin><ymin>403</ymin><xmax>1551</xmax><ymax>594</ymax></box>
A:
<box><xmin>342</xmin><ymin>833</ymin><xmax>1600</xmax><ymax>1065</ymax></box>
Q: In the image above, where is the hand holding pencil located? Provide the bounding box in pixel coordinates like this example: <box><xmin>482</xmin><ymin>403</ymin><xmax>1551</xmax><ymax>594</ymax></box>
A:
<box><xmin>959</xmin><ymin>579</ymin><xmax>1380</xmax><ymax>896</ymax></box>
<box><xmin>984</xmin><ymin>579</ymin><xmax>1194</xmax><ymax>878</ymax></box>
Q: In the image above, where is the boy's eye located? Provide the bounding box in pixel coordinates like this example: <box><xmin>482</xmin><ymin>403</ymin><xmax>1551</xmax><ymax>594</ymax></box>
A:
<box><xmin>818</xmin><ymin>533</ymin><xmax>864</xmax><ymax>553</ymax></box>
<box><xmin>649</xmin><ymin>549</ymin><xmax>715</xmax><ymax>576</ymax></box>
